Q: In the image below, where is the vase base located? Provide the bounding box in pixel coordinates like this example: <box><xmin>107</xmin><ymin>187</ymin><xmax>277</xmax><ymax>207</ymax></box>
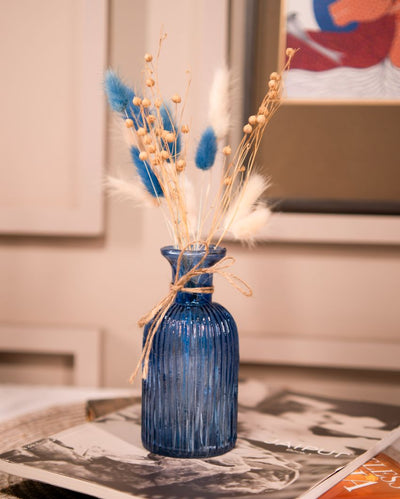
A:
<box><xmin>142</xmin><ymin>439</ymin><xmax>236</xmax><ymax>459</ymax></box>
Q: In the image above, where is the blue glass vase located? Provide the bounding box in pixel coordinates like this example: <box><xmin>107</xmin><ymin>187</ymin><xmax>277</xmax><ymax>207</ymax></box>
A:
<box><xmin>141</xmin><ymin>245</ymin><xmax>239</xmax><ymax>458</ymax></box>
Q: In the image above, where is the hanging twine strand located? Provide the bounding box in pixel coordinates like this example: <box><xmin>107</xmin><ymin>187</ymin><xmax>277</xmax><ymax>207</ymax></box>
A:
<box><xmin>130</xmin><ymin>242</ymin><xmax>252</xmax><ymax>383</ymax></box>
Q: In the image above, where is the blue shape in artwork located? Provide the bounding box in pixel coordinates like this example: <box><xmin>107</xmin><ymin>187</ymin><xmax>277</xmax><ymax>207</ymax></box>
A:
<box><xmin>313</xmin><ymin>0</ymin><xmax>358</xmax><ymax>32</ymax></box>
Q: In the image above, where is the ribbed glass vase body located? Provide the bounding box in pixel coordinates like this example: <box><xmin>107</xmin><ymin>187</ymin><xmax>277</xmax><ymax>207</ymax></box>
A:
<box><xmin>141</xmin><ymin>246</ymin><xmax>239</xmax><ymax>458</ymax></box>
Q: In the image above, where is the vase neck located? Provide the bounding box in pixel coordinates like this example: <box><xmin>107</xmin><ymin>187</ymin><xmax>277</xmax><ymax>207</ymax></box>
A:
<box><xmin>161</xmin><ymin>245</ymin><xmax>226</xmax><ymax>305</ymax></box>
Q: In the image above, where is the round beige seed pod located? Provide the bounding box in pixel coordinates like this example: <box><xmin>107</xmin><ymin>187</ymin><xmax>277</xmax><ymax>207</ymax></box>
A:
<box><xmin>270</xmin><ymin>71</ymin><xmax>280</xmax><ymax>81</ymax></box>
<box><xmin>142</xmin><ymin>98</ymin><xmax>151</xmax><ymax>107</ymax></box>
<box><xmin>243</xmin><ymin>124</ymin><xmax>252</xmax><ymax>134</ymax></box>
<box><xmin>132</xmin><ymin>96</ymin><xmax>142</xmax><ymax>106</ymax></box>
<box><xmin>239</xmin><ymin>166</ymin><xmax>246</xmax><ymax>172</ymax></box>
<box><xmin>148</xmin><ymin>144</ymin><xmax>156</xmax><ymax>153</ymax></box>
<box><xmin>146</xmin><ymin>78</ymin><xmax>155</xmax><ymax>87</ymax></box>
<box><xmin>286</xmin><ymin>47</ymin><xmax>295</xmax><ymax>57</ymax></box>
<box><xmin>125</xmin><ymin>118</ymin><xmax>134</xmax><ymax>128</ymax></box>
<box><xmin>144</xmin><ymin>136</ymin><xmax>152</xmax><ymax>145</ymax></box>
<box><xmin>139</xmin><ymin>151</ymin><xmax>148</xmax><ymax>161</ymax></box>
<box><xmin>222</xmin><ymin>145</ymin><xmax>232</xmax><ymax>156</ymax></box>
<box><xmin>256</xmin><ymin>114</ymin><xmax>266</xmax><ymax>125</ymax></box>
<box><xmin>165</xmin><ymin>132</ymin><xmax>175</xmax><ymax>143</ymax></box>
<box><xmin>268</xmin><ymin>90</ymin><xmax>278</xmax><ymax>99</ymax></box>
<box><xmin>258</xmin><ymin>105</ymin><xmax>266</xmax><ymax>115</ymax></box>
<box><xmin>224</xmin><ymin>177</ymin><xmax>232</xmax><ymax>186</ymax></box>
<box><xmin>137</xmin><ymin>127</ymin><xmax>146</xmax><ymax>136</ymax></box>
<box><xmin>181</xmin><ymin>125</ymin><xmax>189</xmax><ymax>134</ymax></box>
<box><xmin>268</xmin><ymin>80</ymin><xmax>277</xmax><ymax>90</ymax></box>
<box><xmin>144</xmin><ymin>53</ymin><xmax>153</xmax><ymax>62</ymax></box>
<box><xmin>154</xmin><ymin>98</ymin><xmax>162</xmax><ymax>108</ymax></box>
<box><xmin>147</xmin><ymin>115</ymin><xmax>156</xmax><ymax>124</ymax></box>
<box><xmin>248</xmin><ymin>115</ymin><xmax>257</xmax><ymax>125</ymax></box>
<box><xmin>171</xmin><ymin>94</ymin><xmax>181</xmax><ymax>103</ymax></box>
<box><xmin>160</xmin><ymin>150</ymin><xmax>170</xmax><ymax>160</ymax></box>
<box><xmin>176</xmin><ymin>159</ymin><xmax>186</xmax><ymax>172</ymax></box>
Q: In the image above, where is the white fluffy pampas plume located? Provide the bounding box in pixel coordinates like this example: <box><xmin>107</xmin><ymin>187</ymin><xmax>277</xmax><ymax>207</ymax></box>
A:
<box><xmin>105</xmin><ymin>176</ymin><xmax>158</xmax><ymax>208</ymax></box>
<box><xmin>228</xmin><ymin>207</ymin><xmax>271</xmax><ymax>242</ymax></box>
<box><xmin>208</xmin><ymin>66</ymin><xmax>230</xmax><ymax>139</ymax></box>
<box><xmin>223</xmin><ymin>173</ymin><xmax>271</xmax><ymax>243</ymax></box>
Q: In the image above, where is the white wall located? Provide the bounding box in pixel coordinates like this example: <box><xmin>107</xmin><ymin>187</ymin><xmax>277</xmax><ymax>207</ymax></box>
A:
<box><xmin>0</xmin><ymin>0</ymin><xmax>399</xmax><ymax>387</ymax></box>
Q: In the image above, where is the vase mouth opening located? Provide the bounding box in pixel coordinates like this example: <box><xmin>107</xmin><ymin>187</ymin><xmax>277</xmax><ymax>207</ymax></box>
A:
<box><xmin>161</xmin><ymin>245</ymin><xmax>226</xmax><ymax>258</ymax></box>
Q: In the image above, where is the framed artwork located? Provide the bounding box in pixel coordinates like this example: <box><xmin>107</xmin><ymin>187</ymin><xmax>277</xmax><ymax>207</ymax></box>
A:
<box><xmin>228</xmin><ymin>0</ymin><xmax>400</xmax><ymax>243</ymax></box>
<box><xmin>284</xmin><ymin>0</ymin><xmax>400</xmax><ymax>101</ymax></box>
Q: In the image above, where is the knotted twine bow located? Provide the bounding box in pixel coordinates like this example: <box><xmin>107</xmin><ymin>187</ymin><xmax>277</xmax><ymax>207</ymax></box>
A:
<box><xmin>129</xmin><ymin>242</ymin><xmax>252</xmax><ymax>382</ymax></box>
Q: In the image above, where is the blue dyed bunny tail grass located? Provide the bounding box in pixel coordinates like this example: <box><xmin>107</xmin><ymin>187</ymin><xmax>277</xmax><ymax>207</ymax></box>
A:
<box><xmin>104</xmin><ymin>70</ymin><xmax>133</xmax><ymax>113</ymax></box>
<box><xmin>104</xmin><ymin>70</ymin><xmax>144</xmax><ymax>128</ymax></box>
<box><xmin>130</xmin><ymin>147</ymin><xmax>164</xmax><ymax>198</ymax></box>
<box><xmin>160</xmin><ymin>106</ymin><xmax>181</xmax><ymax>158</ymax></box>
<box><xmin>195</xmin><ymin>126</ymin><xmax>217</xmax><ymax>170</ymax></box>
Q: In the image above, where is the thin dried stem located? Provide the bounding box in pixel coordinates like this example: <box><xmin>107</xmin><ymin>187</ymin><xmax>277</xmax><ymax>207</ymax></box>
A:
<box><xmin>112</xmin><ymin>39</ymin><xmax>296</xmax><ymax>250</ymax></box>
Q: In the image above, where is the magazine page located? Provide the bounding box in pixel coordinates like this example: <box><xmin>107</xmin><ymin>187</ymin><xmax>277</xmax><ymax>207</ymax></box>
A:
<box><xmin>0</xmin><ymin>380</ymin><xmax>399</xmax><ymax>499</ymax></box>
<box><xmin>317</xmin><ymin>436</ymin><xmax>400</xmax><ymax>498</ymax></box>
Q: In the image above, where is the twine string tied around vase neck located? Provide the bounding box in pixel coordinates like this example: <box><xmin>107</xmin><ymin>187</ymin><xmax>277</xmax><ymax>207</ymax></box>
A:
<box><xmin>130</xmin><ymin>241</ymin><xmax>252</xmax><ymax>383</ymax></box>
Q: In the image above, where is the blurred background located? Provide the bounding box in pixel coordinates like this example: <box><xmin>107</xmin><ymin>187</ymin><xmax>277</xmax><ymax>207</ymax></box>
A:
<box><xmin>0</xmin><ymin>0</ymin><xmax>399</xmax><ymax>403</ymax></box>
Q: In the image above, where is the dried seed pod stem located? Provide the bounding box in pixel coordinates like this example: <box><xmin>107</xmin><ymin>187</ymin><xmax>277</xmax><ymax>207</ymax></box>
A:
<box><xmin>105</xmin><ymin>31</ymin><xmax>295</xmax><ymax>249</ymax></box>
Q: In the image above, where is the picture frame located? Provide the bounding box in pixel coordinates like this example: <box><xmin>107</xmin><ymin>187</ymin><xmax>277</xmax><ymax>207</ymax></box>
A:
<box><xmin>229</xmin><ymin>0</ymin><xmax>400</xmax><ymax>244</ymax></box>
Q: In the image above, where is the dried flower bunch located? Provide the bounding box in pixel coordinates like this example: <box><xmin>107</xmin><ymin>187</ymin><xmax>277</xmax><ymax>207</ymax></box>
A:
<box><xmin>105</xmin><ymin>36</ymin><xmax>296</xmax><ymax>249</ymax></box>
